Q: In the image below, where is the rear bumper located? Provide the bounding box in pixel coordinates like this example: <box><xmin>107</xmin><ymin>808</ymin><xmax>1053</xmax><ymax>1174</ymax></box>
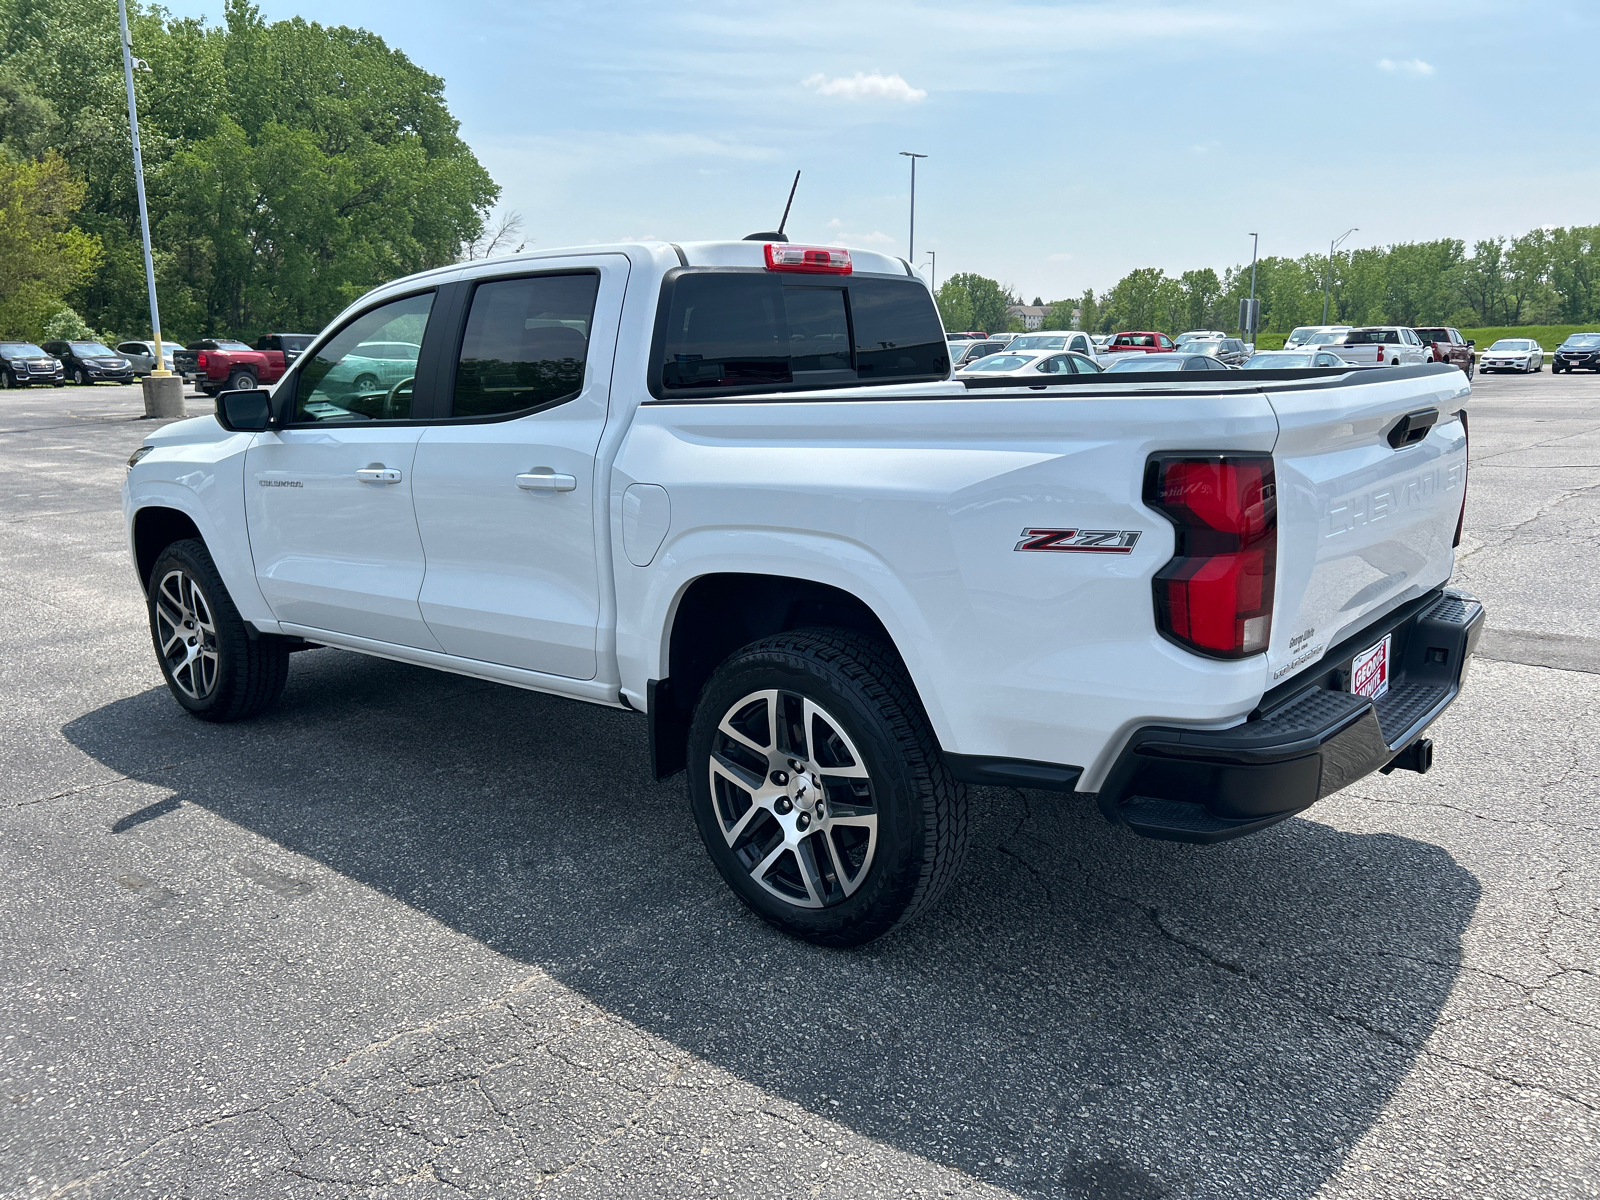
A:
<box><xmin>1095</xmin><ymin>588</ymin><xmax>1485</xmax><ymax>844</ymax></box>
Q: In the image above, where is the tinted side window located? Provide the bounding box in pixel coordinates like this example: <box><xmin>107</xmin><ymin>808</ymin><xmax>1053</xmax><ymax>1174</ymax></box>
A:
<box><xmin>850</xmin><ymin>280</ymin><xmax>948</xmax><ymax>381</ymax></box>
<box><xmin>453</xmin><ymin>273</ymin><xmax>599</xmax><ymax>418</ymax></box>
<box><xmin>1070</xmin><ymin>336</ymin><xmax>1088</xmax><ymax>353</ymax></box>
<box><xmin>295</xmin><ymin>292</ymin><xmax>433</xmax><ymax>423</ymax></box>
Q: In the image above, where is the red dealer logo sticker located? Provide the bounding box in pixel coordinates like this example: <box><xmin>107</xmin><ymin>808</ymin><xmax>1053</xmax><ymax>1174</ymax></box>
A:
<box><xmin>1351</xmin><ymin>634</ymin><xmax>1392</xmax><ymax>700</ymax></box>
<box><xmin>1015</xmin><ymin>528</ymin><xmax>1142</xmax><ymax>553</ymax></box>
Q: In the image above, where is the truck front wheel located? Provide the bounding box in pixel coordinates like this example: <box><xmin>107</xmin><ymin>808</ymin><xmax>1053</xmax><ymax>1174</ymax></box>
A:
<box><xmin>147</xmin><ymin>539</ymin><xmax>289</xmax><ymax>722</ymax></box>
<box><xmin>687</xmin><ymin>628</ymin><xmax>968</xmax><ymax>947</ymax></box>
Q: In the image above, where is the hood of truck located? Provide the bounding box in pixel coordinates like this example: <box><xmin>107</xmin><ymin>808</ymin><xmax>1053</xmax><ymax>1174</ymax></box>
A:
<box><xmin>1264</xmin><ymin>367</ymin><xmax>1471</xmax><ymax>684</ymax></box>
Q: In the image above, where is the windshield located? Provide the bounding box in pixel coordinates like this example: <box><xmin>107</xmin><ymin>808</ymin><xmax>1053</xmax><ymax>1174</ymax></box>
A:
<box><xmin>1561</xmin><ymin>334</ymin><xmax>1600</xmax><ymax>347</ymax></box>
<box><xmin>1490</xmin><ymin>339</ymin><xmax>1533</xmax><ymax>351</ymax></box>
<box><xmin>1186</xmin><ymin>341</ymin><xmax>1223</xmax><ymax>355</ymax></box>
<box><xmin>961</xmin><ymin>354</ymin><xmax>1037</xmax><ymax>371</ymax></box>
<box><xmin>70</xmin><ymin>342</ymin><xmax>116</xmax><ymax>356</ymax></box>
<box><xmin>1007</xmin><ymin>335</ymin><xmax>1068</xmax><ymax>351</ymax></box>
<box><xmin>1246</xmin><ymin>352</ymin><xmax>1312</xmax><ymax>368</ymax></box>
<box><xmin>1305</xmin><ymin>332</ymin><xmax>1342</xmax><ymax>345</ymax></box>
<box><xmin>1</xmin><ymin>342</ymin><xmax>48</xmax><ymax>356</ymax></box>
<box><xmin>1105</xmin><ymin>355</ymin><xmax>1186</xmax><ymax>372</ymax></box>
<box><xmin>1174</xmin><ymin>332</ymin><xmax>1216</xmax><ymax>345</ymax></box>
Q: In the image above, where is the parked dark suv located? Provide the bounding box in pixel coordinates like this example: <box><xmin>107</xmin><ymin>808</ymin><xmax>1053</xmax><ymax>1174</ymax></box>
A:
<box><xmin>0</xmin><ymin>340</ymin><xmax>64</xmax><ymax>388</ymax></box>
<box><xmin>1553</xmin><ymin>332</ymin><xmax>1600</xmax><ymax>373</ymax></box>
<box><xmin>42</xmin><ymin>340</ymin><xmax>135</xmax><ymax>386</ymax></box>
<box><xmin>254</xmin><ymin>332</ymin><xmax>316</xmax><ymax>365</ymax></box>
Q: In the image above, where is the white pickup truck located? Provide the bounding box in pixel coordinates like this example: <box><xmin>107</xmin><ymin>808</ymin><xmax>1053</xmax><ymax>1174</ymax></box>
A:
<box><xmin>123</xmin><ymin>239</ymin><xmax>1484</xmax><ymax>946</ymax></box>
<box><xmin>1330</xmin><ymin>326</ymin><xmax>1435</xmax><ymax>367</ymax></box>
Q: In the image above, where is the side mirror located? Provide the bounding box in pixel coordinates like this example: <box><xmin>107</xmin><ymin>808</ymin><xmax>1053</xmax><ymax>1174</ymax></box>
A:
<box><xmin>1466</xmin><ymin>340</ymin><xmax>1475</xmax><ymax>347</ymax></box>
<box><xmin>216</xmin><ymin>388</ymin><xmax>272</xmax><ymax>432</ymax></box>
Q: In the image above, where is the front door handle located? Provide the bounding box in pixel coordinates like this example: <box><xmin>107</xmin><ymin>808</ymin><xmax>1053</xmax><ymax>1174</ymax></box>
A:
<box><xmin>516</xmin><ymin>469</ymin><xmax>577</xmax><ymax>493</ymax></box>
<box><xmin>356</xmin><ymin>465</ymin><xmax>403</xmax><ymax>484</ymax></box>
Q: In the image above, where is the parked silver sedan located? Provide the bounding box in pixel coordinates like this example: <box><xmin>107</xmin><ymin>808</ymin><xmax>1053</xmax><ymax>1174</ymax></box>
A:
<box><xmin>1243</xmin><ymin>350</ymin><xmax>1354</xmax><ymax>369</ymax></box>
<box><xmin>958</xmin><ymin>350</ymin><xmax>1104</xmax><ymax>378</ymax></box>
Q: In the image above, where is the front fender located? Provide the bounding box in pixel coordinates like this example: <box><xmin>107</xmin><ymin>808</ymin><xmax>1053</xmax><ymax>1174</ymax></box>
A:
<box><xmin>123</xmin><ymin>431</ymin><xmax>275</xmax><ymax>627</ymax></box>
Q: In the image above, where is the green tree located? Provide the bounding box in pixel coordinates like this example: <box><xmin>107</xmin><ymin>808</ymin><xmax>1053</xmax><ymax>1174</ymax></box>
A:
<box><xmin>1104</xmin><ymin>267</ymin><xmax>1169</xmax><ymax>331</ymax></box>
<box><xmin>0</xmin><ymin>150</ymin><xmax>100</xmax><ymax>335</ymax></box>
<box><xmin>1176</xmin><ymin>268</ymin><xmax>1221</xmax><ymax>333</ymax></box>
<box><xmin>934</xmin><ymin>280</ymin><xmax>973</xmax><ymax>332</ymax></box>
<box><xmin>940</xmin><ymin>272</ymin><xmax>1011</xmax><ymax>333</ymax></box>
<box><xmin>0</xmin><ymin>0</ymin><xmax>497</xmax><ymax>339</ymax></box>
<box><xmin>1546</xmin><ymin>226</ymin><xmax>1600</xmax><ymax>322</ymax></box>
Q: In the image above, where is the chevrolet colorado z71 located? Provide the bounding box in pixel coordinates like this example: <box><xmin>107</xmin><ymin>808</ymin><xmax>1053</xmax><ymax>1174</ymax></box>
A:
<box><xmin>123</xmin><ymin>239</ymin><xmax>1483</xmax><ymax>946</ymax></box>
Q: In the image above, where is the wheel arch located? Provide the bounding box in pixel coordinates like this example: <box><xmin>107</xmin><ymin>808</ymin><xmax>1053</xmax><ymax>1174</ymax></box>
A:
<box><xmin>648</xmin><ymin>572</ymin><xmax>902</xmax><ymax>781</ymax></box>
<box><xmin>132</xmin><ymin>505</ymin><xmax>203</xmax><ymax>595</ymax></box>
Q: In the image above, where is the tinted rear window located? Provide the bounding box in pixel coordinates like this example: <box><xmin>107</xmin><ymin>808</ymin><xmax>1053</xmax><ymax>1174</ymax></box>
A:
<box><xmin>657</xmin><ymin>272</ymin><xmax>947</xmax><ymax>396</ymax></box>
<box><xmin>1344</xmin><ymin>330</ymin><xmax>1398</xmax><ymax>344</ymax></box>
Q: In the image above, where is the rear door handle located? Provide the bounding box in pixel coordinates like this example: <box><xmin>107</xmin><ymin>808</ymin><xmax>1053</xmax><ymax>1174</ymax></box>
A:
<box><xmin>516</xmin><ymin>470</ymin><xmax>577</xmax><ymax>492</ymax></box>
<box><xmin>356</xmin><ymin>466</ymin><xmax>403</xmax><ymax>484</ymax></box>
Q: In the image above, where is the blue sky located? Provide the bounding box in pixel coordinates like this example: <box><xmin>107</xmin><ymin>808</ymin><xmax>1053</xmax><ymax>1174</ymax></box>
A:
<box><xmin>170</xmin><ymin>0</ymin><xmax>1600</xmax><ymax>300</ymax></box>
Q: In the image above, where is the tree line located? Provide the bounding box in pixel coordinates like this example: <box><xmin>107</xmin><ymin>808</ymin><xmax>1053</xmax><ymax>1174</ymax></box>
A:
<box><xmin>938</xmin><ymin>225</ymin><xmax>1600</xmax><ymax>336</ymax></box>
<box><xmin>0</xmin><ymin>0</ymin><xmax>495</xmax><ymax>343</ymax></box>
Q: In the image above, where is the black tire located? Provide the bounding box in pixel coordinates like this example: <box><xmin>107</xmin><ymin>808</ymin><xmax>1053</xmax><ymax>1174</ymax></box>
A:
<box><xmin>147</xmin><ymin>538</ymin><xmax>289</xmax><ymax>722</ymax></box>
<box><xmin>687</xmin><ymin>628</ymin><xmax>968</xmax><ymax>947</ymax></box>
<box><xmin>226</xmin><ymin>370</ymin><xmax>257</xmax><ymax>391</ymax></box>
<box><xmin>353</xmin><ymin>372</ymin><xmax>380</xmax><ymax>391</ymax></box>
<box><xmin>0</xmin><ymin>369</ymin><xmax>11</xmax><ymax>389</ymax></box>
<box><xmin>73</xmin><ymin>368</ymin><xmax>88</xmax><ymax>385</ymax></box>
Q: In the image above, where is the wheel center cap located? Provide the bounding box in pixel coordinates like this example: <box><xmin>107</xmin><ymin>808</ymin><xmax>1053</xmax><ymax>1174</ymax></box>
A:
<box><xmin>787</xmin><ymin>770</ymin><xmax>821</xmax><ymax>813</ymax></box>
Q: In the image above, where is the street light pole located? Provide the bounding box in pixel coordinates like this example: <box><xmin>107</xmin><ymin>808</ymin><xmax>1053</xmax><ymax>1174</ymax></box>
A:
<box><xmin>924</xmin><ymin>250</ymin><xmax>936</xmax><ymax>292</ymax></box>
<box><xmin>1246</xmin><ymin>232</ymin><xmax>1258</xmax><ymax>344</ymax></box>
<box><xmin>899</xmin><ymin>151</ymin><xmax>927</xmax><ymax>265</ymax></box>
<box><xmin>117</xmin><ymin>0</ymin><xmax>168</xmax><ymax>380</ymax></box>
<box><xmin>1323</xmin><ymin>227</ymin><xmax>1358</xmax><ymax>325</ymax></box>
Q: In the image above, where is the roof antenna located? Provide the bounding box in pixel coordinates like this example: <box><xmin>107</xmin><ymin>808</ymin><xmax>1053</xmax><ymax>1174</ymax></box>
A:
<box><xmin>743</xmin><ymin>170</ymin><xmax>801</xmax><ymax>242</ymax></box>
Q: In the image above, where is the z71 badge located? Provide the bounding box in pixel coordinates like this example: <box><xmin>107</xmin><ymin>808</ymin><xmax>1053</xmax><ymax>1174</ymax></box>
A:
<box><xmin>1014</xmin><ymin>528</ymin><xmax>1142</xmax><ymax>553</ymax></box>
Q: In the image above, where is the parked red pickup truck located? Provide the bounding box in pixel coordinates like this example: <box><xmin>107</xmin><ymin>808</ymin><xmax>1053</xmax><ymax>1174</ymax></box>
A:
<box><xmin>1107</xmin><ymin>331</ymin><xmax>1177</xmax><ymax>353</ymax></box>
<box><xmin>1412</xmin><ymin>327</ymin><xmax>1476</xmax><ymax>377</ymax></box>
<box><xmin>171</xmin><ymin>339</ymin><xmax>290</xmax><ymax>395</ymax></box>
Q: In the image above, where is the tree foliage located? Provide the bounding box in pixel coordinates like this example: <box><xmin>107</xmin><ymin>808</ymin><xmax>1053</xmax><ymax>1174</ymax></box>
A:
<box><xmin>1073</xmin><ymin>225</ymin><xmax>1600</xmax><ymax>337</ymax></box>
<box><xmin>936</xmin><ymin>272</ymin><xmax>1014</xmax><ymax>333</ymax></box>
<box><xmin>0</xmin><ymin>0</ymin><xmax>496</xmax><ymax>340</ymax></box>
<box><xmin>0</xmin><ymin>151</ymin><xmax>99</xmax><ymax>334</ymax></box>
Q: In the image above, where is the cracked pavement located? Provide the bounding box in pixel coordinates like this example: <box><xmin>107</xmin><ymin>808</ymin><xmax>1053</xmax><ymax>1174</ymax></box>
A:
<box><xmin>3</xmin><ymin>371</ymin><xmax>1599</xmax><ymax>1199</ymax></box>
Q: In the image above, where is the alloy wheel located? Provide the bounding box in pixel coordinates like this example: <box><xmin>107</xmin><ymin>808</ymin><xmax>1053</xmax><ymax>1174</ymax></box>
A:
<box><xmin>154</xmin><ymin>568</ymin><xmax>220</xmax><ymax>700</ymax></box>
<box><xmin>708</xmin><ymin>688</ymin><xmax>879</xmax><ymax>909</ymax></box>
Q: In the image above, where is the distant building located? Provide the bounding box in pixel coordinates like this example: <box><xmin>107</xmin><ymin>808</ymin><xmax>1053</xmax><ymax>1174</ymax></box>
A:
<box><xmin>1007</xmin><ymin>304</ymin><xmax>1048</xmax><ymax>331</ymax></box>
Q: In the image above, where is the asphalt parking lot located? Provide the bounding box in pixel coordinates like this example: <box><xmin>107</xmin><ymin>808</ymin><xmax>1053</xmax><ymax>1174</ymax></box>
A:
<box><xmin>3</xmin><ymin>369</ymin><xmax>1598</xmax><ymax>1200</ymax></box>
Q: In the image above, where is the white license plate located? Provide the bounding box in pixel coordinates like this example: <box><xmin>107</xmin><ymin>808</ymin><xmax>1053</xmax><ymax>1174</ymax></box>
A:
<box><xmin>1351</xmin><ymin>634</ymin><xmax>1392</xmax><ymax>700</ymax></box>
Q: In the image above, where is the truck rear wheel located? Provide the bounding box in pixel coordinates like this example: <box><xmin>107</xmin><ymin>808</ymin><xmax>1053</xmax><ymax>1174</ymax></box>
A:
<box><xmin>687</xmin><ymin>628</ymin><xmax>968</xmax><ymax>947</ymax></box>
<box><xmin>227</xmin><ymin>370</ymin><xmax>257</xmax><ymax>391</ymax></box>
<box><xmin>147</xmin><ymin>538</ymin><xmax>289</xmax><ymax>722</ymax></box>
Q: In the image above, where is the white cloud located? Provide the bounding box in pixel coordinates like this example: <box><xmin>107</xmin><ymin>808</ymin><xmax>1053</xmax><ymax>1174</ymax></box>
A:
<box><xmin>802</xmin><ymin>72</ymin><xmax>927</xmax><ymax>102</ymax></box>
<box><xmin>1378</xmin><ymin>58</ymin><xmax>1435</xmax><ymax>76</ymax></box>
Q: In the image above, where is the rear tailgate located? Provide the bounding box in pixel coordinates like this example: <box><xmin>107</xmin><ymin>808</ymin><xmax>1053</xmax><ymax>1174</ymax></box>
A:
<box><xmin>1266</xmin><ymin>366</ymin><xmax>1470</xmax><ymax>683</ymax></box>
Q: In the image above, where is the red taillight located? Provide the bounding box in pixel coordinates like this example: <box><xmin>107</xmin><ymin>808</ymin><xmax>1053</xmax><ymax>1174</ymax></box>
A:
<box><xmin>1145</xmin><ymin>454</ymin><xmax>1277</xmax><ymax>659</ymax></box>
<box><xmin>1453</xmin><ymin>410</ymin><xmax>1469</xmax><ymax>548</ymax></box>
<box><xmin>764</xmin><ymin>243</ymin><xmax>852</xmax><ymax>274</ymax></box>
<box><xmin>196</xmin><ymin>351</ymin><xmax>208</xmax><ymax>368</ymax></box>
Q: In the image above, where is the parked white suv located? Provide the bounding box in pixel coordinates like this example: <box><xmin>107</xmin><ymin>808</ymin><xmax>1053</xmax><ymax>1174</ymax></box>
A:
<box><xmin>123</xmin><ymin>239</ymin><xmax>1484</xmax><ymax>945</ymax></box>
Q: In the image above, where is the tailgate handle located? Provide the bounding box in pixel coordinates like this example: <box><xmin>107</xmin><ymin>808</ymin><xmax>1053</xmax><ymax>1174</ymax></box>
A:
<box><xmin>1387</xmin><ymin>408</ymin><xmax>1439</xmax><ymax>449</ymax></box>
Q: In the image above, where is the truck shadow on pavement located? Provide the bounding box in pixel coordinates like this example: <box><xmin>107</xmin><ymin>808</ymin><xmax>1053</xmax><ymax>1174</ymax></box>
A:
<box><xmin>65</xmin><ymin>648</ymin><xmax>1479</xmax><ymax>1200</ymax></box>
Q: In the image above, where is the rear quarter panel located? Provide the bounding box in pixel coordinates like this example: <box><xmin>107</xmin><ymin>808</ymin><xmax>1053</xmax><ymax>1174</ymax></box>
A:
<box><xmin>612</xmin><ymin>385</ymin><xmax>1283</xmax><ymax>789</ymax></box>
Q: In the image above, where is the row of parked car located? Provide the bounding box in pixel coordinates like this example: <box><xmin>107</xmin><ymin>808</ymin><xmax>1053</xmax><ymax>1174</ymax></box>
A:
<box><xmin>944</xmin><ymin>324</ymin><xmax>1600</xmax><ymax>379</ymax></box>
<box><xmin>0</xmin><ymin>333</ymin><xmax>317</xmax><ymax>392</ymax></box>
